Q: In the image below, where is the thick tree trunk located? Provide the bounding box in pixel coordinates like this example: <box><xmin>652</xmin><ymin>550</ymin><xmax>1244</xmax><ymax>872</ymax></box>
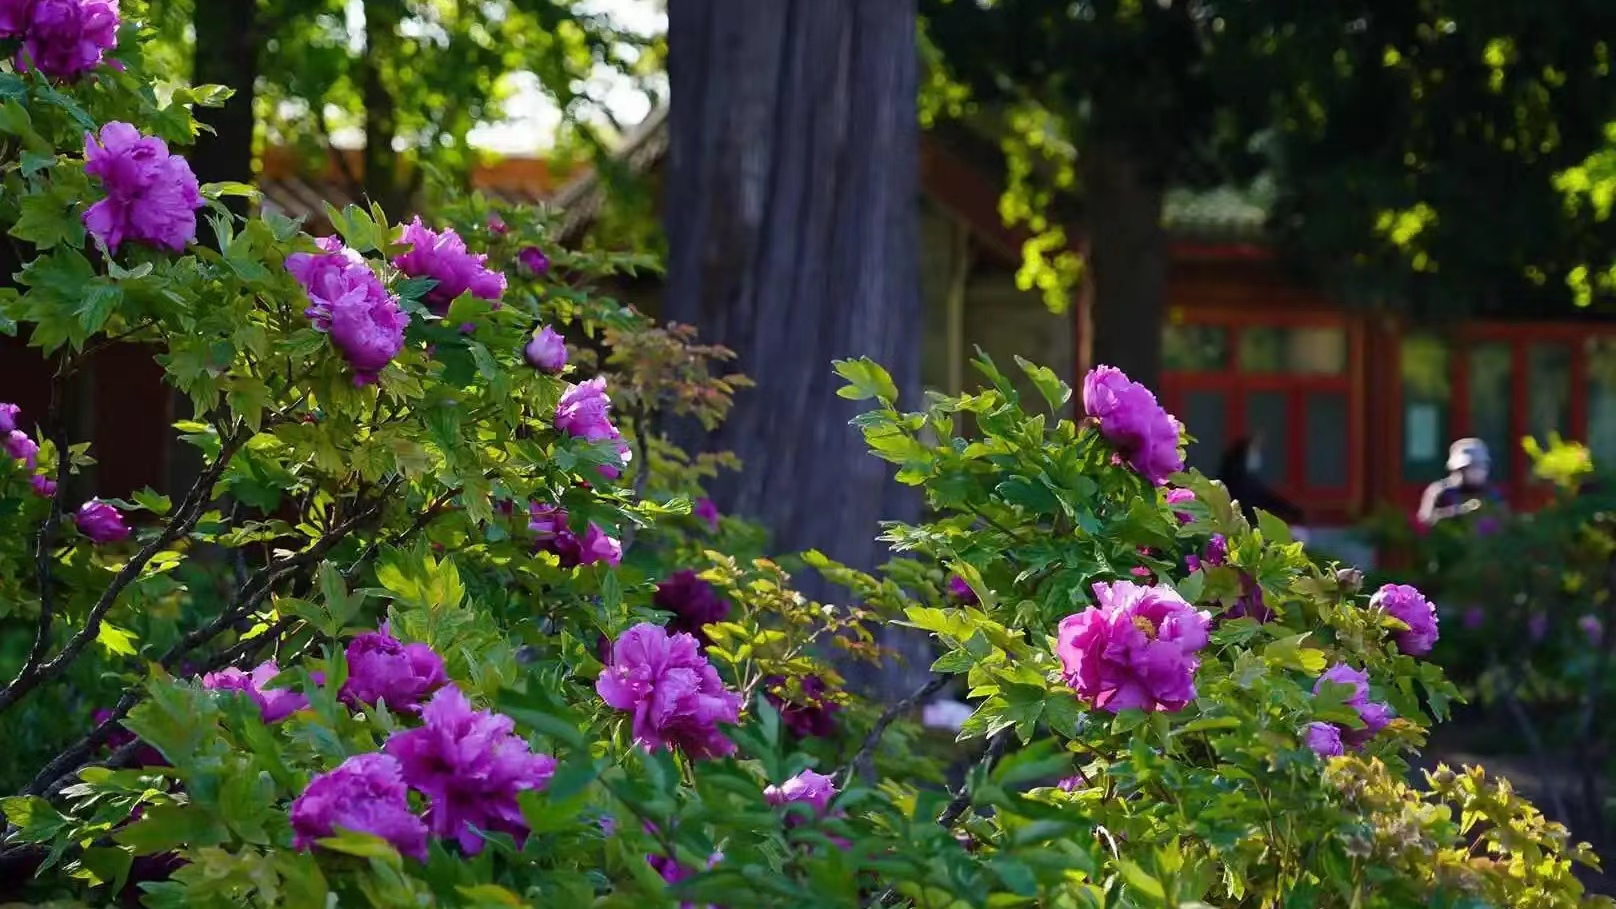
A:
<box><xmin>664</xmin><ymin>0</ymin><xmax>926</xmax><ymax>696</ymax></box>
<box><xmin>189</xmin><ymin>0</ymin><xmax>259</xmax><ymax>215</ymax></box>
<box><xmin>1083</xmin><ymin>139</ymin><xmax>1168</xmax><ymax>391</ymax></box>
<box><xmin>361</xmin><ymin>0</ymin><xmax>405</xmax><ymax>214</ymax></box>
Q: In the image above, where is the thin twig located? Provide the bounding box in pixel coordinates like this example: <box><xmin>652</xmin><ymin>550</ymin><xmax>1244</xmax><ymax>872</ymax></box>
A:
<box><xmin>23</xmin><ymin>362</ymin><xmax>72</xmax><ymax>696</ymax></box>
<box><xmin>840</xmin><ymin>674</ymin><xmax>948</xmax><ymax>787</ymax></box>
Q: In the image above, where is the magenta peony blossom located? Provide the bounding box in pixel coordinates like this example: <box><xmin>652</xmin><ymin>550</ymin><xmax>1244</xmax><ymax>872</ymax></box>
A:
<box><xmin>340</xmin><ymin>629</ymin><xmax>448</xmax><ymax>714</ymax></box>
<box><xmin>1056</xmin><ymin>581</ymin><xmax>1211</xmax><ymax>713</ymax></box>
<box><xmin>486</xmin><ymin>214</ymin><xmax>508</xmax><ymax>235</ymax></box>
<box><xmin>5</xmin><ymin>429</ymin><xmax>37</xmax><ymax>467</ymax></box>
<box><xmin>74</xmin><ymin>499</ymin><xmax>128</xmax><ymax>543</ymax></box>
<box><xmin>0</xmin><ymin>402</ymin><xmax>19</xmax><ymax>433</ymax></box>
<box><xmin>392</xmin><ymin>217</ymin><xmax>506</xmax><ymax>313</ymax></box>
<box><xmin>527</xmin><ymin>502</ymin><xmax>621</xmax><ymax>568</ymax></box>
<box><xmin>289</xmin><ymin>237</ymin><xmax>410</xmax><ymax>386</ymax></box>
<box><xmin>524</xmin><ymin>325</ymin><xmax>567</xmax><ymax>373</ymax></box>
<box><xmin>1312</xmin><ymin>662</ymin><xmax>1393</xmax><ymax>749</ymax></box>
<box><xmin>29</xmin><ymin>473</ymin><xmax>56</xmax><ymax>497</ymax></box>
<box><xmin>1081</xmin><ymin>365</ymin><xmax>1184</xmax><ymax>485</ymax></box>
<box><xmin>653</xmin><ymin>570</ymin><xmax>731</xmax><ymax>646</ymax></box>
<box><xmin>1184</xmin><ymin>534</ymin><xmax>1228</xmax><ymax>573</ymax></box>
<box><xmin>92</xmin><ymin>708</ymin><xmax>165</xmax><ymax>766</ymax></box>
<box><xmin>1302</xmin><ymin>721</ymin><xmax>1344</xmax><ymax>757</ymax></box>
<box><xmin>1057</xmin><ymin>773</ymin><xmax>1088</xmax><ymax>792</ymax></box>
<box><xmin>290</xmin><ymin>753</ymin><xmax>429</xmax><ymax>861</ymax></box>
<box><xmin>517</xmin><ymin>246</ymin><xmax>549</xmax><ymax>275</ymax></box>
<box><xmin>82</xmin><ymin>122</ymin><xmax>202</xmax><ymax>252</ymax></box>
<box><xmin>1165</xmin><ymin>487</ymin><xmax>1195</xmax><ymax>523</ymax></box>
<box><xmin>597</xmin><ymin>622</ymin><xmax>742</xmax><ymax>759</ymax></box>
<box><xmin>647</xmin><ymin>850</ymin><xmax>722</xmax><ymax>909</ymax></box>
<box><xmin>202</xmin><ymin>660</ymin><xmax>307</xmax><ymax>723</ymax></box>
<box><xmin>764</xmin><ymin>769</ymin><xmax>837</xmax><ymax>815</ymax></box>
<box><xmin>765</xmin><ymin>674</ymin><xmax>839</xmax><ymax>739</ymax></box>
<box><xmin>1370</xmin><ymin>583</ymin><xmax>1439</xmax><ymax>656</ymax></box>
<box><xmin>693</xmin><ymin>497</ymin><xmax>720</xmax><ymax>532</ymax></box>
<box><xmin>383</xmin><ymin>686</ymin><xmax>557</xmax><ymax>854</ymax></box>
<box><xmin>947</xmin><ymin>574</ymin><xmax>978</xmax><ymax>603</ymax></box>
<box><xmin>16</xmin><ymin>0</ymin><xmax>119</xmax><ymax>81</ymax></box>
<box><xmin>554</xmin><ymin>378</ymin><xmax>631</xmax><ymax>478</ymax></box>
<box><xmin>0</xmin><ymin>0</ymin><xmax>30</xmax><ymax>35</ymax></box>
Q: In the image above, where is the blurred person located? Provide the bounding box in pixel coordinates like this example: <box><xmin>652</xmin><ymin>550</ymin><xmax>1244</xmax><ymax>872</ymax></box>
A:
<box><xmin>1217</xmin><ymin>436</ymin><xmax>1304</xmax><ymax>527</ymax></box>
<box><xmin>1417</xmin><ymin>438</ymin><xmax>1503</xmax><ymax>528</ymax></box>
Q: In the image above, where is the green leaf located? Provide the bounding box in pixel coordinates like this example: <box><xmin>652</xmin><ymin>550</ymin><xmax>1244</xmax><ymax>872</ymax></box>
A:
<box><xmin>1254</xmin><ymin>508</ymin><xmax>1294</xmax><ymax>545</ymax></box>
<box><xmin>12</xmin><ymin>189</ymin><xmax>83</xmax><ymax>250</ymax></box>
<box><xmin>315</xmin><ymin>829</ymin><xmax>402</xmax><ymax>862</ymax></box>
<box><xmin>833</xmin><ymin>357</ymin><xmax>899</xmax><ymax>403</ymax></box>
<box><xmin>75</xmin><ymin>281</ymin><xmax>122</xmax><ymax>335</ymax></box>
<box><xmin>95</xmin><ymin>622</ymin><xmax>138</xmax><ymax>657</ymax></box>
<box><xmin>131</xmin><ymin>487</ymin><xmax>173</xmax><ymax>515</ymax></box>
<box><xmin>1015</xmin><ymin>355</ymin><xmax>1073</xmax><ymax>412</ymax></box>
<box><xmin>201</xmin><ymin>181</ymin><xmax>260</xmax><ymax>200</ymax></box>
<box><xmin>1117</xmin><ymin>859</ymin><xmax>1167</xmax><ymax>905</ymax></box>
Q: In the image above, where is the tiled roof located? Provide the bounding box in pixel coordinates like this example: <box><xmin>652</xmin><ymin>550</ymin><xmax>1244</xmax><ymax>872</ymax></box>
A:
<box><xmin>257</xmin><ymin>176</ymin><xmax>543</xmax><ymax>226</ymax></box>
<box><xmin>549</xmin><ymin>104</ymin><xmax>670</xmax><ymax>244</ymax></box>
<box><xmin>1163</xmin><ymin>181</ymin><xmax>1273</xmax><ymax>242</ymax></box>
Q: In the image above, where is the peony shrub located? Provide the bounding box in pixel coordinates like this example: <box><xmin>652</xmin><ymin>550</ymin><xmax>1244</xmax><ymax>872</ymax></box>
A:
<box><xmin>0</xmin><ymin>8</ymin><xmax>1606</xmax><ymax>909</ymax></box>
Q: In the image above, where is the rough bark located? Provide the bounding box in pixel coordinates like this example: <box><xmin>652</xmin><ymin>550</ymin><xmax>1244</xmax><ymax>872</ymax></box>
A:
<box><xmin>664</xmin><ymin>0</ymin><xmax>926</xmax><ymax>695</ymax></box>
<box><xmin>1082</xmin><ymin>139</ymin><xmax>1169</xmax><ymax>391</ymax></box>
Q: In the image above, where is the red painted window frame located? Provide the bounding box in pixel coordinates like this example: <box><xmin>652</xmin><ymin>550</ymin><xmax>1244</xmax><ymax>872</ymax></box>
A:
<box><xmin>1388</xmin><ymin>321</ymin><xmax>1616</xmax><ymax>513</ymax></box>
<box><xmin>1159</xmin><ymin>306</ymin><xmax>1365</xmax><ymax>525</ymax></box>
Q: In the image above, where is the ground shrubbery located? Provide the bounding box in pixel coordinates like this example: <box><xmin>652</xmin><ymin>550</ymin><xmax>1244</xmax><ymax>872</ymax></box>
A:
<box><xmin>0</xmin><ymin>5</ymin><xmax>1609</xmax><ymax>908</ymax></box>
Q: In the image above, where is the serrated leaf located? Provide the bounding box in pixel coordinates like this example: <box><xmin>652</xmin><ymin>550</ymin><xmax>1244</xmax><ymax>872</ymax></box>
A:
<box><xmin>96</xmin><ymin>622</ymin><xmax>138</xmax><ymax>657</ymax></box>
<box><xmin>1015</xmin><ymin>355</ymin><xmax>1072</xmax><ymax>412</ymax></box>
<box><xmin>833</xmin><ymin>357</ymin><xmax>899</xmax><ymax>403</ymax></box>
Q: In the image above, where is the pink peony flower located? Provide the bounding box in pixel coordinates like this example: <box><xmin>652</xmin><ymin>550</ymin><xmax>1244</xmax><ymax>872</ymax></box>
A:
<box><xmin>290</xmin><ymin>753</ymin><xmax>429</xmax><ymax>861</ymax></box>
<box><xmin>486</xmin><ymin>214</ymin><xmax>508</xmax><ymax>235</ymax></box>
<box><xmin>654</xmin><ymin>570</ymin><xmax>731</xmax><ymax>646</ymax></box>
<box><xmin>340</xmin><ymin>629</ymin><xmax>449</xmax><ymax>714</ymax></box>
<box><xmin>524</xmin><ymin>325</ymin><xmax>567</xmax><ymax>373</ymax></box>
<box><xmin>1081</xmin><ymin>365</ymin><xmax>1184</xmax><ymax>486</ymax></box>
<box><xmin>82</xmin><ymin>122</ymin><xmax>202</xmax><ymax>252</ymax></box>
<box><xmin>765</xmin><ymin>674</ymin><xmax>839</xmax><ymax>739</ymax></box>
<box><xmin>5</xmin><ymin>429</ymin><xmax>37</xmax><ymax>467</ymax></box>
<box><xmin>1164</xmin><ymin>487</ymin><xmax>1195</xmax><ymax>523</ymax></box>
<box><xmin>527</xmin><ymin>502</ymin><xmax>621</xmax><ymax>568</ymax></box>
<box><xmin>764</xmin><ymin>769</ymin><xmax>837</xmax><ymax>815</ymax></box>
<box><xmin>554</xmin><ymin>378</ymin><xmax>631</xmax><ymax>480</ymax></box>
<box><xmin>16</xmin><ymin>0</ymin><xmax>119</xmax><ymax>81</ymax></box>
<box><xmin>74</xmin><ymin>499</ymin><xmax>128</xmax><ymax>543</ymax></box>
<box><xmin>383</xmin><ymin>686</ymin><xmax>557</xmax><ymax>854</ymax></box>
<box><xmin>202</xmin><ymin>660</ymin><xmax>307</xmax><ymax>723</ymax></box>
<box><xmin>1370</xmin><ymin>583</ymin><xmax>1439</xmax><ymax>656</ymax></box>
<box><xmin>597</xmin><ymin>622</ymin><xmax>742</xmax><ymax>759</ymax></box>
<box><xmin>1057</xmin><ymin>773</ymin><xmax>1088</xmax><ymax>792</ymax></box>
<box><xmin>693</xmin><ymin>497</ymin><xmax>720</xmax><ymax>532</ymax></box>
<box><xmin>288</xmin><ymin>237</ymin><xmax>409</xmax><ymax>385</ymax></box>
<box><xmin>517</xmin><ymin>246</ymin><xmax>549</xmax><ymax>275</ymax></box>
<box><xmin>392</xmin><ymin>217</ymin><xmax>506</xmax><ymax>313</ymax></box>
<box><xmin>1302</xmin><ymin>721</ymin><xmax>1344</xmax><ymax>757</ymax></box>
<box><xmin>0</xmin><ymin>402</ymin><xmax>19</xmax><ymax>433</ymax></box>
<box><xmin>29</xmin><ymin>473</ymin><xmax>56</xmax><ymax>497</ymax></box>
<box><xmin>1055</xmin><ymin>581</ymin><xmax>1211</xmax><ymax>713</ymax></box>
<box><xmin>1312</xmin><ymin>662</ymin><xmax>1393</xmax><ymax>749</ymax></box>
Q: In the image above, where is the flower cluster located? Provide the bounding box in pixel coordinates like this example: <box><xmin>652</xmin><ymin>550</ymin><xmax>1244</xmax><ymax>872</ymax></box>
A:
<box><xmin>82</xmin><ymin>122</ymin><xmax>202</xmax><ymax>252</ymax></box>
<box><xmin>524</xmin><ymin>326</ymin><xmax>568</xmax><ymax>373</ymax></box>
<box><xmin>1082</xmin><ymin>365</ymin><xmax>1184</xmax><ymax>486</ymax></box>
<box><xmin>653</xmin><ymin>570</ymin><xmax>730</xmax><ymax>646</ymax></box>
<box><xmin>1369</xmin><ymin>583</ymin><xmax>1439</xmax><ymax>656</ymax></box>
<box><xmin>287</xmin><ymin>236</ymin><xmax>410</xmax><ymax>385</ymax></box>
<box><xmin>554</xmin><ymin>378</ymin><xmax>631</xmax><ymax>479</ymax></box>
<box><xmin>1305</xmin><ymin>663</ymin><xmax>1393</xmax><ymax>757</ymax></box>
<box><xmin>393</xmin><ymin>218</ymin><xmax>506</xmax><ymax>313</ymax></box>
<box><xmin>597</xmin><ymin>623</ymin><xmax>742</xmax><ymax>759</ymax></box>
<box><xmin>1056</xmin><ymin>580</ymin><xmax>1212</xmax><ymax>713</ymax></box>
<box><xmin>0</xmin><ymin>0</ymin><xmax>118</xmax><ymax>81</ymax></box>
<box><xmin>202</xmin><ymin>660</ymin><xmax>307</xmax><ymax>723</ymax></box>
<box><xmin>340</xmin><ymin>628</ymin><xmax>448</xmax><ymax>714</ymax></box>
<box><xmin>384</xmin><ymin>687</ymin><xmax>558</xmax><ymax>854</ymax></box>
<box><xmin>74</xmin><ymin>499</ymin><xmax>128</xmax><ymax>544</ymax></box>
<box><xmin>527</xmin><ymin>503</ymin><xmax>621</xmax><ymax>568</ymax></box>
<box><xmin>765</xmin><ymin>673</ymin><xmax>839</xmax><ymax>739</ymax></box>
<box><xmin>290</xmin><ymin>753</ymin><xmax>429</xmax><ymax>861</ymax></box>
<box><xmin>1</xmin><ymin>401</ymin><xmax>38</xmax><ymax>470</ymax></box>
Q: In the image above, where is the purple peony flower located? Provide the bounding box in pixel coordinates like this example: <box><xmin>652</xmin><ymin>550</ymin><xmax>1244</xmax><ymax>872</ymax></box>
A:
<box><xmin>1580</xmin><ymin>614</ymin><xmax>1604</xmax><ymax>647</ymax></box>
<box><xmin>693</xmin><ymin>497</ymin><xmax>720</xmax><ymax>532</ymax></box>
<box><xmin>1081</xmin><ymin>365</ymin><xmax>1184</xmax><ymax>486</ymax></box>
<box><xmin>202</xmin><ymin>660</ymin><xmax>307</xmax><ymax>723</ymax></box>
<box><xmin>93</xmin><ymin>708</ymin><xmax>165</xmax><ymax>766</ymax></box>
<box><xmin>74</xmin><ymin>499</ymin><xmax>128</xmax><ymax>544</ymax></box>
<box><xmin>486</xmin><ymin>214</ymin><xmax>508</xmax><ymax>235</ymax></box>
<box><xmin>654</xmin><ymin>570</ymin><xmax>731</xmax><ymax>646</ymax></box>
<box><xmin>16</xmin><ymin>0</ymin><xmax>119</xmax><ymax>81</ymax></box>
<box><xmin>288</xmin><ymin>236</ymin><xmax>410</xmax><ymax>386</ymax></box>
<box><xmin>1184</xmin><ymin>534</ymin><xmax>1228</xmax><ymax>573</ymax></box>
<box><xmin>340</xmin><ymin>629</ymin><xmax>448</xmax><ymax>714</ymax></box>
<box><xmin>1312</xmin><ymin>662</ymin><xmax>1393</xmax><ymax>749</ymax></box>
<box><xmin>517</xmin><ymin>246</ymin><xmax>549</xmax><ymax>275</ymax></box>
<box><xmin>647</xmin><ymin>850</ymin><xmax>722</xmax><ymax>909</ymax></box>
<box><xmin>0</xmin><ymin>402</ymin><xmax>19</xmax><ymax>433</ymax></box>
<box><xmin>597</xmin><ymin>622</ymin><xmax>743</xmax><ymax>760</ymax></box>
<box><xmin>527</xmin><ymin>502</ymin><xmax>622</xmax><ymax>568</ymax></box>
<box><xmin>383</xmin><ymin>686</ymin><xmax>557</xmax><ymax>854</ymax></box>
<box><xmin>29</xmin><ymin>473</ymin><xmax>56</xmax><ymax>497</ymax></box>
<box><xmin>1302</xmin><ymin>721</ymin><xmax>1344</xmax><ymax>758</ymax></box>
<box><xmin>1057</xmin><ymin>773</ymin><xmax>1088</xmax><ymax>792</ymax></box>
<box><xmin>290</xmin><ymin>753</ymin><xmax>428</xmax><ymax>861</ymax></box>
<box><xmin>524</xmin><ymin>326</ymin><xmax>567</xmax><ymax>373</ymax></box>
<box><xmin>1164</xmin><ymin>487</ymin><xmax>1195</xmax><ymax>523</ymax></box>
<box><xmin>1055</xmin><ymin>581</ymin><xmax>1212</xmax><ymax>713</ymax></box>
<box><xmin>5</xmin><ymin>429</ymin><xmax>37</xmax><ymax>467</ymax></box>
<box><xmin>947</xmin><ymin>574</ymin><xmax>978</xmax><ymax>603</ymax></box>
<box><xmin>765</xmin><ymin>674</ymin><xmax>839</xmax><ymax>739</ymax></box>
<box><xmin>82</xmin><ymin>122</ymin><xmax>202</xmax><ymax>252</ymax></box>
<box><xmin>1370</xmin><ymin>583</ymin><xmax>1440</xmax><ymax>656</ymax></box>
<box><xmin>0</xmin><ymin>0</ymin><xmax>31</xmax><ymax>36</ymax></box>
<box><xmin>764</xmin><ymin>769</ymin><xmax>837</xmax><ymax>815</ymax></box>
<box><xmin>554</xmin><ymin>377</ymin><xmax>631</xmax><ymax>479</ymax></box>
<box><xmin>392</xmin><ymin>217</ymin><xmax>506</xmax><ymax>313</ymax></box>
